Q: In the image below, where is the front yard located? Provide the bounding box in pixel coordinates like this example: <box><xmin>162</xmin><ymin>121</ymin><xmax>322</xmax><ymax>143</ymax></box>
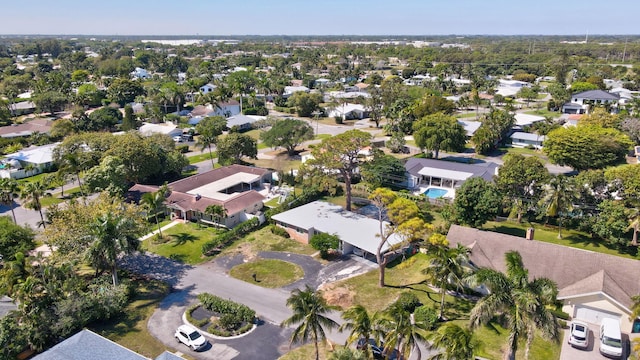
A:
<box><xmin>221</xmin><ymin>226</ymin><xmax>317</xmax><ymax>257</ymax></box>
<box><xmin>142</xmin><ymin>222</ymin><xmax>225</xmax><ymax>264</ymax></box>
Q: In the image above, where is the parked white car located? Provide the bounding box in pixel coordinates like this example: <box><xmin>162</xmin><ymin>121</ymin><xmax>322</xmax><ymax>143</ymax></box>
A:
<box><xmin>175</xmin><ymin>324</ymin><xmax>208</xmax><ymax>351</ymax></box>
<box><xmin>568</xmin><ymin>321</ymin><xmax>589</xmax><ymax>349</ymax></box>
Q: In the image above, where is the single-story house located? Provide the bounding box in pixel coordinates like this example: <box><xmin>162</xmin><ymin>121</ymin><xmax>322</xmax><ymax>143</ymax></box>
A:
<box><xmin>130</xmin><ymin>67</ymin><xmax>150</xmax><ymax>80</ymax></box>
<box><xmin>128</xmin><ymin>164</ymin><xmax>271</xmax><ymax>228</ymax></box>
<box><xmin>0</xmin><ymin>118</ymin><xmax>54</xmax><ymax>138</ymax></box>
<box><xmin>138</xmin><ymin>122</ymin><xmax>183</xmax><ymax>138</ymax></box>
<box><xmin>447</xmin><ymin>225</ymin><xmax>640</xmax><ymax>333</ymax></box>
<box><xmin>283</xmin><ymin>86</ymin><xmax>309</xmax><ymax>98</ymax></box>
<box><xmin>562</xmin><ymin>90</ymin><xmax>620</xmax><ymax>114</ymax></box>
<box><xmin>32</xmin><ymin>329</ymin><xmax>184</xmax><ymax>360</ymax></box>
<box><xmin>11</xmin><ymin>101</ymin><xmax>36</xmax><ymax>116</ymax></box>
<box><xmin>404</xmin><ymin>158</ymin><xmax>500</xmax><ymax>194</ymax></box>
<box><xmin>509</xmin><ymin>132</ymin><xmax>546</xmax><ymax>149</ymax></box>
<box><xmin>328</xmin><ymin>103</ymin><xmax>368</xmax><ymax>120</ymax></box>
<box><xmin>226</xmin><ymin>114</ymin><xmax>260</xmax><ymax>131</ymax></box>
<box><xmin>199</xmin><ymin>83</ymin><xmax>216</xmax><ymax>94</ymax></box>
<box><xmin>458</xmin><ymin>120</ymin><xmax>481</xmax><ymax>138</ymax></box>
<box><xmin>271</xmin><ymin>201</ymin><xmax>405</xmax><ymax>261</ymax></box>
<box><xmin>0</xmin><ymin>142</ymin><xmax>58</xmax><ymax>179</ymax></box>
<box><xmin>496</xmin><ymin>79</ymin><xmax>531</xmax><ymax>97</ymax></box>
<box><xmin>513</xmin><ymin>113</ymin><xmax>545</xmax><ymax>127</ymax></box>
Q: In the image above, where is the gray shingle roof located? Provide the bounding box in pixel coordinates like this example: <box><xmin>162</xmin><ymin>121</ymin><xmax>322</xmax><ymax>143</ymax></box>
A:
<box><xmin>571</xmin><ymin>90</ymin><xmax>620</xmax><ymax>101</ymax></box>
<box><xmin>446</xmin><ymin>225</ymin><xmax>640</xmax><ymax>311</ymax></box>
<box><xmin>405</xmin><ymin>158</ymin><xmax>499</xmax><ymax>183</ymax></box>
<box><xmin>32</xmin><ymin>329</ymin><xmax>149</xmax><ymax>360</ymax></box>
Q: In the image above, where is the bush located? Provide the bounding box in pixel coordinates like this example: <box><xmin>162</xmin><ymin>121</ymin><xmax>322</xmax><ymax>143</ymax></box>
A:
<box><xmin>201</xmin><ymin>217</ymin><xmax>261</xmax><ymax>255</ymax></box>
<box><xmin>414</xmin><ymin>305</ymin><xmax>439</xmax><ymax>330</ymax></box>
<box><xmin>550</xmin><ymin>308</ymin><xmax>570</xmax><ymax>320</ymax></box>
<box><xmin>334</xmin><ymin>115</ymin><xmax>343</xmax><ymax>124</ymax></box>
<box><xmin>310</xmin><ymin>233</ymin><xmax>340</xmax><ymax>259</ymax></box>
<box><xmin>197</xmin><ymin>293</ymin><xmax>255</xmax><ymax>323</ymax></box>
<box><xmin>176</xmin><ymin>144</ymin><xmax>189</xmax><ymax>153</ymax></box>
<box><xmin>395</xmin><ymin>292</ymin><xmax>421</xmax><ymax>313</ymax></box>
<box><xmin>270</xmin><ymin>225</ymin><xmax>290</xmax><ymax>238</ymax></box>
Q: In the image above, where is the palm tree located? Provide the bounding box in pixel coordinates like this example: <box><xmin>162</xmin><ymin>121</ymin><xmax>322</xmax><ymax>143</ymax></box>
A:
<box><xmin>58</xmin><ymin>151</ymin><xmax>85</xmax><ymax>197</ymax></box>
<box><xmin>422</xmin><ymin>244</ymin><xmax>470</xmax><ymax>320</ymax></box>
<box><xmin>141</xmin><ymin>190</ymin><xmax>166</xmax><ymax>238</ymax></box>
<box><xmin>281</xmin><ymin>285</ymin><xmax>339</xmax><ymax>360</ymax></box>
<box><xmin>467</xmin><ymin>251</ymin><xmax>559</xmax><ymax>360</ymax></box>
<box><xmin>0</xmin><ymin>177</ymin><xmax>20</xmax><ymax>223</ymax></box>
<box><xmin>204</xmin><ymin>204</ymin><xmax>227</xmax><ymax>227</ymax></box>
<box><xmin>20</xmin><ymin>180</ymin><xmax>50</xmax><ymax>228</ymax></box>
<box><xmin>427</xmin><ymin>323</ymin><xmax>477</xmax><ymax>360</ymax></box>
<box><xmin>84</xmin><ymin>213</ymin><xmax>141</xmax><ymax>286</ymax></box>
<box><xmin>539</xmin><ymin>175</ymin><xmax>579</xmax><ymax>239</ymax></box>
<box><xmin>628</xmin><ymin>207</ymin><xmax>640</xmax><ymax>246</ymax></box>
<box><xmin>375</xmin><ymin>302</ymin><xmax>427</xmax><ymax>360</ymax></box>
<box><xmin>339</xmin><ymin>305</ymin><xmax>374</xmax><ymax>351</ymax></box>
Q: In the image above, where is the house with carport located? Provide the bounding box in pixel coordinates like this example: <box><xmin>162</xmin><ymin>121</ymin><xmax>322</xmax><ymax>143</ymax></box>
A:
<box><xmin>447</xmin><ymin>225</ymin><xmax>640</xmax><ymax>333</ymax></box>
<box><xmin>128</xmin><ymin>164</ymin><xmax>271</xmax><ymax>228</ymax></box>
<box><xmin>271</xmin><ymin>201</ymin><xmax>405</xmax><ymax>261</ymax></box>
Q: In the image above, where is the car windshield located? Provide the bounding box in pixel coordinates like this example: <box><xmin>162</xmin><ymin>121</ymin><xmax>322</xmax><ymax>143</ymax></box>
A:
<box><xmin>188</xmin><ymin>331</ymin><xmax>201</xmax><ymax>340</ymax></box>
<box><xmin>574</xmin><ymin>324</ymin><xmax>586</xmax><ymax>332</ymax></box>
<box><xmin>602</xmin><ymin>336</ymin><xmax>622</xmax><ymax>348</ymax></box>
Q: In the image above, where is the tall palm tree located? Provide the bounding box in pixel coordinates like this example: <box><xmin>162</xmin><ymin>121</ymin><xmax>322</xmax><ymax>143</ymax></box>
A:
<box><xmin>281</xmin><ymin>285</ymin><xmax>339</xmax><ymax>360</ymax></box>
<box><xmin>0</xmin><ymin>177</ymin><xmax>20</xmax><ymax>223</ymax></box>
<box><xmin>375</xmin><ymin>302</ymin><xmax>427</xmax><ymax>360</ymax></box>
<box><xmin>141</xmin><ymin>190</ymin><xmax>166</xmax><ymax>238</ymax></box>
<box><xmin>628</xmin><ymin>207</ymin><xmax>640</xmax><ymax>246</ymax></box>
<box><xmin>204</xmin><ymin>204</ymin><xmax>227</xmax><ymax>227</ymax></box>
<box><xmin>58</xmin><ymin>151</ymin><xmax>85</xmax><ymax>197</ymax></box>
<box><xmin>427</xmin><ymin>323</ymin><xmax>477</xmax><ymax>360</ymax></box>
<box><xmin>539</xmin><ymin>175</ymin><xmax>579</xmax><ymax>239</ymax></box>
<box><xmin>339</xmin><ymin>305</ymin><xmax>374</xmax><ymax>351</ymax></box>
<box><xmin>20</xmin><ymin>180</ymin><xmax>50</xmax><ymax>229</ymax></box>
<box><xmin>422</xmin><ymin>244</ymin><xmax>470</xmax><ymax>320</ymax></box>
<box><xmin>84</xmin><ymin>213</ymin><xmax>141</xmax><ymax>286</ymax></box>
<box><xmin>467</xmin><ymin>251</ymin><xmax>559</xmax><ymax>360</ymax></box>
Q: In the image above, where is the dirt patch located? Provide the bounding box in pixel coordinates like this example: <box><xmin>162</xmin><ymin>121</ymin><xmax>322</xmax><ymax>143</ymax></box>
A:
<box><xmin>232</xmin><ymin>243</ymin><xmax>258</xmax><ymax>261</ymax></box>
<box><xmin>320</xmin><ymin>283</ymin><xmax>355</xmax><ymax>309</ymax></box>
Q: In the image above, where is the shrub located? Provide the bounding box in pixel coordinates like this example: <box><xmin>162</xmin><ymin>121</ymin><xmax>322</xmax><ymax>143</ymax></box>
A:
<box><xmin>270</xmin><ymin>225</ymin><xmax>290</xmax><ymax>238</ymax></box>
<box><xmin>395</xmin><ymin>292</ymin><xmax>421</xmax><ymax>313</ymax></box>
<box><xmin>186</xmin><ymin>304</ymin><xmax>210</xmax><ymax>328</ymax></box>
<box><xmin>310</xmin><ymin>233</ymin><xmax>340</xmax><ymax>259</ymax></box>
<box><xmin>550</xmin><ymin>308</ymin><xmax>570</xmax><ymax>320</ymax></box>
<box><xmin>197</xmin><ymin>293</ymin><xmax>255</xmax><ymax>323</ymax></box>
<box><xmin>201</xmin><ymin>217</ymin><xmax>261</xmax><ymax>255</ymax></box>
<box><xmin>176</xmin><ymin>144</ymin><xmax>189</xmax><ymax>153</ymax></box>
<box><xmin>414</xmin><ymin>305</ymin><xmax>439</xmax><ymax>330</ymax></box>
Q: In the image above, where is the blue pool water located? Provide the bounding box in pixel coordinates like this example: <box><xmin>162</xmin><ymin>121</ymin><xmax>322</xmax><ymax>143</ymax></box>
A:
<box><xmin>424</xmin><ymin>188</ymin><xmax>448</xmax><ymax>199</ymax></box>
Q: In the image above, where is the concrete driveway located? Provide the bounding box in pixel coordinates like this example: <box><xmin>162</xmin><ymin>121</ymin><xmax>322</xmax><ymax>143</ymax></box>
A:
<box><xmin>560</xmin><ymin>322</ymin><xmax>631</xmax><ymax>360</ymax></box>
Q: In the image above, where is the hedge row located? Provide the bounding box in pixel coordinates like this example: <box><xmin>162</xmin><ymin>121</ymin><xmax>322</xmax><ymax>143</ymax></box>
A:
<box><xmin>197</xmin><ymin>293</ymin><xmax>255</xmax><ymax>323</ymax></box>
<box><xmin>201</xmin><ymin>217</ymin><xmax>261</xmax><ymax>255</ymax></box>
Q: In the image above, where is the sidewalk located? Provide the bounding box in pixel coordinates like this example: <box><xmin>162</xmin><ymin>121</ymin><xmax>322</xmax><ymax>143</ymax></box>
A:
<box><xmin>139</xmin><ymin>220</ymin><xmax>183</xmax><ymax>241</ymax></box>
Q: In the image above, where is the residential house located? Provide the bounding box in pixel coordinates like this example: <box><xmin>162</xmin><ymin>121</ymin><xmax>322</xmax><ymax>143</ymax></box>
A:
<box><xmin>271</xmin><ymin>200</ymin><xmax>405</xmax><ymax>261</ymax></box>
<box><xmin>11</xmin><ymin>101</ymin><xmax>36</xmax><ymax>116</ymax></box>
<box><xmin>187</xmin><ymin>101</ymin><xmax>242</xmax><ymax>125</ymax></box>
<box><xmin>138</xmin><ymin>122</ymin><xmax>183</xmax><ymax>138</ymax></box>
<box><xmin>283</xmin><ymin>86</ymin><xmax>309</xmax><ymax>98</ymax></box>
<box><xmin>199</xmin><ymin>83</ymin><xmax>216</xmax><ymax>94</ymax></box>
<box><xmin>513</xmin><ymin>113</ymin><xmax>545</xmax><ymax>128</ymax></box>
<box><xmin>404</xmin><ymin>158</ymin><xmax>500</xmax><ymax>197</ymax></box>
<box><xmin>328</xmin><ymin>103</ymin><xmax>368</xmax><ymax>120</ymax></box>
<box><xmin>32</xmin><ymin>329</ymin><xmax>185</xmax><ymax>360</ymax></box>
<box><xmin>0</xmin><ymin>118</ymin><xmax>53</xmax><ymax>138</ymax></box>
<box><xmin>509</xmin><ymin>131</ymin><xmax>546</xmax><ymax>149</ymax></box>
<box><xmin>226</xmin><ymin>114</ymin><xmax>261</xmax><ymax>131</ymax></box>
<box><xmin>447</xmin><ymin>225</ymin><xmax>640</xmax><ymax>333</ymax></box>
<box><xmin>130</xmin><ymin>67</ymin><xmax>150</xmax><ymax>80</ymax></box>
<box><xmin>1</xmin><ymin>142</ymin><xmax>58</xmax><ymax>179</ymax></box>
<box><xmin>562</xmin><ymin>90</ymin><xmax>620</xmax><ymax>114</ymax></box>
<box><xmin>128</xmin><ymin>164</ymin><xmax>271</xmax><ymax>228</ymax></box>
<box><xmin>495</xmin><ymin>79</ymin><xmax>531</xmax><ymax>97</ymax></box>
<box><xmin>458</xmin><ymin>120</ymin><xmax>481</xmax><ymax>138</ymax></box>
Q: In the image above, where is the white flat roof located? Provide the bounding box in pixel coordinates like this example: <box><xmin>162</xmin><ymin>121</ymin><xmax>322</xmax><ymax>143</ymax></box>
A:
<box><xmin>271</xmin><ymin>201</ymin><xmax>404</xmax><ymax>255</ymax></box>
<box><xmin>417</xmin><ymin>167</ymin><xmax>473</xmax><ymax>181</ymax></box>
<box><xmin>514</xmin><ymin>113</ymin><xmax>545</xmax><ymax>126</ymax></box>
<box><xmin>186</xmin><ymin>172</ymin><xmax>261</xmax><ymax>200</ymax></box>
<box><xmin>5</xmin><ymin>143</ymin><xmax>58</xmax><ymax>165</ymax></box>
<box><xmin>511</xmin><ymin>132</ymin><xmax>545</xmax><ymax>141</ymax></box>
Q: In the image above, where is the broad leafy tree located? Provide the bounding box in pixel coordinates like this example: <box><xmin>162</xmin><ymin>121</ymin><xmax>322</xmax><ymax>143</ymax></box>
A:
<box><xmin>216</xmin><ymin>133</ymin><xmax>257</xmax><ymax>165</ymax></box>
<box><xmin>544</xmin><ymin>125</ymin><xmax>633</xmax><ymax>171</ymax></box>
<box><xmin>281</xmin><ymin>286</ymin><xmax>338</xmax><ymax>360</ymax></box>
<box><xmin>288</xmin><ymin>92</ymin><xmax>323</xmax><ymax>117</ymax></box>
<box><xmin>260</xmin><ymin>118</ymin><xmax>314</xmax><ymax>155</ymax></box>
<box><xmin>107</xmin><ymin>78</ymin><xmax>144</xmax><ymax>106</ymax></box>
<box><xmin>413</xmin><ymin>112</ymin><xmax>467</xmax><ymax>159</ymax></box>
<box><xmin>359</xmin><ymin>149</ymin><xmax>406</xmax><ymax>189</ymax></box>
<box><xmin>453</xmin><ymin>177</ymin><xmax>501</xmax><ymax>228</ymax></box>
<box><xmin>468</xmin><ymin>251</ymin><xmax>559</xmax><ymax>360</ymax></box>
<box><xmin>495</xmin><ymin>154</ymin><xmax>549</xmax><ymax>222</ymax></box>
<box><xmin>591</xmin><ymin>200</ymin><xmax>630</xmax><ymax>246</ymax></box>
<box><xmin>0</xmin><ymin>217</ymin><xmax>35</xmax><ymax>261</ymax></box>
<box><xmin>301</xmin><ymin>130</ymin><xmax>371</xmax><ymax>211</ymax></box>
<box><xmin>605</xmin><ymin>164</ymin><xmax>640</xmax><ymax>205</ymax></box>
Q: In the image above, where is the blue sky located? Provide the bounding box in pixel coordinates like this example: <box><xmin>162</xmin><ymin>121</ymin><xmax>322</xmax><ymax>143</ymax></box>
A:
<box><xmin>2</xmin><ymin>0</ymin><xmax>639</xmax><ymax>36</ymax></box>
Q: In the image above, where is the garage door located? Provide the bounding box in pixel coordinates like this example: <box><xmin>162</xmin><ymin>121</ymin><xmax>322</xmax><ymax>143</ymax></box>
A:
<box><xmin>574</xmin><ymin>305</ymin><xmax>622</xmax><ymax>324</ymax></box>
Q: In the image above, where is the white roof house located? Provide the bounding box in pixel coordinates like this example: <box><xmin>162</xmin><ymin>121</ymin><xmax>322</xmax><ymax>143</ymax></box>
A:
<box><xmin>457</xmin><ymin>120</ymin><xmax>481</xmax><ymax>137</ymax></box>
<box><xmin>510</xmin><ymin>132</ymin><xmax>546</xmax><ymax>149</ymax></box>
<box><xmin>1</xmin><ymin>143</ymin><xmax>59</xmax><ymax>179</ymax></box>
<box><xmin>138</xmin><ymin>122</ymin><xmax>183</xmax><ymax>138</ymax></box>
<box><xmin>514</xmin><ymin>113</ymin><xmax>546</xmax><ymax>127</ymax></box>
<box><xmin>271</xmin><ymin>201</ymin><xmax>405</xmax><ymax>259</ymax></box>
<box><xmin>328</xmin><ymin>103</ymin><xmax>367</xmax><ymax>119</ymax></box>
<box><xmin>283</xmin><ymin>86</ymin><xmax>310</xmax><ymax>98</ymax></box>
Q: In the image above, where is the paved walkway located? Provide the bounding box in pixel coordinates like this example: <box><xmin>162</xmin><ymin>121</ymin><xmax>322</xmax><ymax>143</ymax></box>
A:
<box><xmin>139</xmin><ymin>220</ymin><xmax>183</xmax><ymax>241</ymax></box>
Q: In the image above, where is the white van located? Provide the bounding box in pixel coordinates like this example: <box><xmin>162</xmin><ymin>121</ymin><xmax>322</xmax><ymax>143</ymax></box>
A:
<box><xmin>599</xmin><ymin>318</ymin><xmax>623</xmax><ymax>358</ymax></box>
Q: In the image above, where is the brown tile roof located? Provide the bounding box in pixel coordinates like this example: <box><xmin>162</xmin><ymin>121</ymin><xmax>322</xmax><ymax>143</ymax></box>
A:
<box><xmin>0</xmin><ymin>118</ymin><xmax>54</xmax><ymax>137</ymax></box>
<box><xmin>446</xmin><ymin>225</ymin><xmax>640</xmax><ymax>311</ymax></box>
<box><xmin>168</xmin><ymin>164</ymin><xmax>270</xmax><ymax>193</ymax></box>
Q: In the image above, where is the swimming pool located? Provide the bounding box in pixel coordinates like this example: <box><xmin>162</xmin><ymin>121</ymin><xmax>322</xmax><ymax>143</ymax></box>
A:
<box><xmin>423</xmin><ymin>188</ymin><xmax>448</xmax><ymax>199</ymax></box>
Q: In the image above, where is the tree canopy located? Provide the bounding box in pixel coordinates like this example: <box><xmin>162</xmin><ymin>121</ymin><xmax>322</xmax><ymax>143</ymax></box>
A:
<box><xmin>453</xmin><ymin>177</ymin><xmax>502</xmax><ymax>228</ymax></box>
<box><xmin>260</xmin><ymin>118</ymin><xmax>314</xmax><ymax>155</ymax></box>
<box><xmin>413</xmin><ymin>112</ymin><xmax>467</xmax><ymax>159</ymax></box>
<box><xmin>217</xmin><ymin>133</ymin><xmax>257</xmax><ymax>165</ymax></box>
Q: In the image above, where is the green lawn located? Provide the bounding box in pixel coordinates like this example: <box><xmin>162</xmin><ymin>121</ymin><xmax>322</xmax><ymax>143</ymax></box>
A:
<box><xmin>89</xmin><ymin>278</ymin><xmax>178</xmax><ymax>359</ymax></box>
<box><xmin>188</xmin><ymin>152</ymin><xmax>217</xmax><ymax>164</ymax></box>
<box><xmin>229</xmin><ymin>259</ymin><xmax>303</xmax><ymax>288</ymax></box>
<box><xmin>279</xmin><ymin>343</ymin><xmax>338</xmax><ymax>360</ymax></box>
<box><xmin>17</xmin><ymin>171</ymin><xmax>56</xmax><ymax>184</ymax></box>
<box><xmin>523</xmin><ymin>109</ymin><xmax>561</xmax><ymax>119</ymax></box>
<box><xmin>40</xmin><ymin>186</ymin><xmax>83</xmax><ymax>207</ymax></box>
<box><xmin>142</xmin><ymin>222</ymin><xmax>225</xmax><ymax>264</ymax></box>
<box><xmin>483</xmin><ymin>220</ymin><xmax>639</xmax><ymax>259</ymax></box>
<box><xmin>497</xmin><ymin>146</ymin><xmax>548</xmax><ymax>160</ymax></box>
<box><xmin>470</xmin><ymin>321</ymin><xmax>562</xmax><ymax>360</ymax></box>
<box><xmin>456</xmin><ymin>112</ymin><xmax>480</xmax><ymax>119</ymax></box>
<box><xmin>315</xmin><ymin>134</ymin><xmax>331</xmax><ymax>141</ymax></box>
<box><xmin>222</xmin><ymin>226</ymin><xmax>317</xmax><ymax>257</ymax></box>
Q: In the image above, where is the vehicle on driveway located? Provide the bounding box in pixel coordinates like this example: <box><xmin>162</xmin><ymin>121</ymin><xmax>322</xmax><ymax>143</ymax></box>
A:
<box><xmin>175</xmin><ymin>324</ymin><xmax>208</xmax><ymax>351</ymax></box>
<box><xmin>568</xmin><ymin>320</ymin><xmax>589</xmax><ymax>349</ymax></box>
<box><xmin>599</xmin><ymin>318</ymin><xmax>623</xmax><ymax>358</ymax></box>
<box><xmin>356</xmin><ymin>338</ymin><xmax>403</xmax><ymax>360</ymax></box>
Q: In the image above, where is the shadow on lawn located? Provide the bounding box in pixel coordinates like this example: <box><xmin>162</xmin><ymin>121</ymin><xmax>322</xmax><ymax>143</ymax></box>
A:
<box><xmin>170</xmin><ymin>232</ymin><xmax>198</xmax><ymax>246</ymax></box>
